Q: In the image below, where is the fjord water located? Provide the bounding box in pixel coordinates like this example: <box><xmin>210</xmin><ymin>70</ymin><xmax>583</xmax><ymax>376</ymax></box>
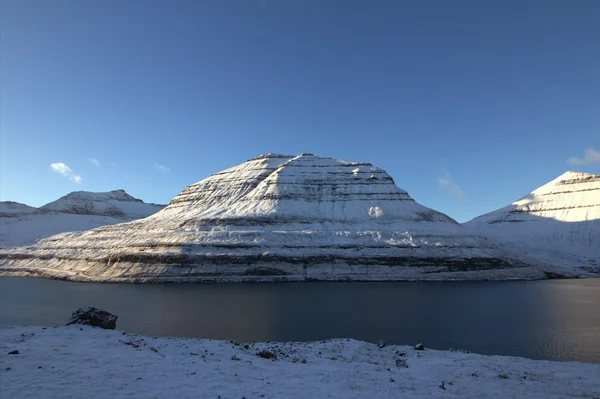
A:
<box><xmin>1</xmin><ymin>277</ymin><xmax>599</xmax><ymax>362</ymax></box>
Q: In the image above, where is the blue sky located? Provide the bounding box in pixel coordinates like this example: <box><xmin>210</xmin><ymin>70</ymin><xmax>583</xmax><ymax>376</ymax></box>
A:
<box><xmin>1</xmin><ymin>0</ymin><xmax>599</xmax><ymax>222</ymax></box>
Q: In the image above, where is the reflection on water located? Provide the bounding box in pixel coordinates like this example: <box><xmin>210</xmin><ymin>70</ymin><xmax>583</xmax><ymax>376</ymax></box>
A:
<box><xmin>1</xmin><ymin>277</ymin><xmax>599</xmax><ymax>362</ymax></box>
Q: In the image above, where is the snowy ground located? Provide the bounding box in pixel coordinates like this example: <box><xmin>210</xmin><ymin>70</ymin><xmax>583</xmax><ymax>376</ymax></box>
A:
<box><xmin>1</xmin><ymin>326</ymin><xmax>599</xmax><ymax>399</ymax></box>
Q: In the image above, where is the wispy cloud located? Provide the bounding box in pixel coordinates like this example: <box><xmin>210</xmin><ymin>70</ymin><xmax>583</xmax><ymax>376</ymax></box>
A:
<box><xmin>154</xmin><ymin>163</ymin><xmax>171</xmax><ymax>172</ymax></box>
<box><xmin>438</xmin><ymin>170</ymin><xmax>464</xmax><ymax>198</ymax></box>
<box><xmin>568</xmin><ymin>148</ymin><xmax>600</xmax><ymax>165</ymax></box>
<box><xmin>89</xmin><ymin>158</ymin><xmax>100</xmax><ymax>167</ymax></box>
<box><xmin>50</xmin><ymin>162</ymin><xmax>82</xmax><ymax>184</ymax></box>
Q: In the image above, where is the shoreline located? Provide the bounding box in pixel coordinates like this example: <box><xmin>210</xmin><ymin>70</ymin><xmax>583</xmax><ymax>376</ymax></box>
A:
<box><xmin>0</xmin><ymin>264</ymin><xmax>591</xmax><ymax>284</ymax></box>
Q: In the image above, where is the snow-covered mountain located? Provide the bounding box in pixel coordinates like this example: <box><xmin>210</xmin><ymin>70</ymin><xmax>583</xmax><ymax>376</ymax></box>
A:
<box><xmin>465</xmin><ymin>171</ymin><xmax>599</xmax><ymax>271</ymax></box>
<box><xmin>0</xmin><ymin>201</ymin><xmax>37</xmax><ymax>217</ymax></box>
<box><xmin>0</xmin><ymin>190</ymin><xmax>165</xmax><ymax>247</ymax></box>
<box><xmin>0</xmin><ymin>153</ymin><xmax>559</xmax><ymax>282</ymax></box>
<box><xmin>40</xmin><ymin>189</ymin><xmax>164</xmax><ymax>219</ymax></box>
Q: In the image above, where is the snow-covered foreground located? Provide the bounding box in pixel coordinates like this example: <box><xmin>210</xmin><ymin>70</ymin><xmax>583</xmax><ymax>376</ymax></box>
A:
<box><xmin>1</xmin><ymin>326</ymin><xmax>599</xmax><ymax>399</ymax></box>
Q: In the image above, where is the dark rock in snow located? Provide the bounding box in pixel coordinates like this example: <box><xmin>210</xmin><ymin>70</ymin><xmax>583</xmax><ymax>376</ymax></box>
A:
<box><xmin>67</xmin><ymin>307</ymin><xmax>118</xmax><ymax>330</ymax></box>
<box><xmin>256</xmin><ymin>350</ymin><xmax>277</xmax><ymax>360</ymax></box>
<box><xmin>377</xmin><ymin>340</ymin><xmax>386</xmax><ymax>349</ymax></box>
<box><xmin>414</xmin><ymin>343</ymin><xmax>425</xmax><ymax>350</ymax></box>
<box><xmin>8</xmin><ymin>350</ymin><xmax>19</xmax><ymax>355</ymax></box>
<box><xmin>395</xmin><ymin>358</ymin><xmax>408</xmax><ymax>368</ymax></box>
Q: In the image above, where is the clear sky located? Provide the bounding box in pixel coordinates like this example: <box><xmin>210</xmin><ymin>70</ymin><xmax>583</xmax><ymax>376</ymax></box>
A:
<box><xmin>1</xmin><ymin>0</ymin><xmax>599</xmax><ymax>222</ymax></box>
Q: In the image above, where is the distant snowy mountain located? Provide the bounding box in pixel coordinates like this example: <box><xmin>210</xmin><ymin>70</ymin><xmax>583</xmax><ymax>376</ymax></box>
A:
<box><xmin>0</xmin><ymin>201</ymin><xmax>37</xmax><ymax>217</ymax></box>
<box><xmin>465</xmin><ymin>171</ymin><xmax>599</xmax><ymax>272</ymax></box>
<box><xmin>0</xmin><ymin>190</ymin><xmax>165</xmax><ymax>247</ymax></box>
<box><xmin>0</xmin><ymin>153</ymin><xmax>561</xmax><ymax>282</ymax></box>
<box><xmin>40</xmin><ymin>189</ymin><xmax>164</xmax><ymax>219</ymax></box>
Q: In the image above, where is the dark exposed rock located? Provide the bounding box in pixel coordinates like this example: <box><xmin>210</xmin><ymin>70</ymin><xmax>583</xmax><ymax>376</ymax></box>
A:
<box><xmin>414</xmin><ymin>343</ymin><xmax>425</xmax><ymax>350</ymax></box>
<box><xmin>67</xmin><ymin>307</ymin><xmax>117</xmax><ymax>330</ymax></box>
<box><xmin>8</xmin><ymin>350</ymin><xmax>19</xmax><ymax>355</ymax></box>
<box><xmin>543</xmin><ymin>271</ymin><xmax>569</xmax><ymax>279</ymax></box>
<box><xmin>256</xmin><ymin>350</ymin><xmax>277</xmax><ymax>360</ymax></box>
<box><xmin>377</xmin><ymin>340</ymin><xmax>386</xmax><ymax>349</ymax></box>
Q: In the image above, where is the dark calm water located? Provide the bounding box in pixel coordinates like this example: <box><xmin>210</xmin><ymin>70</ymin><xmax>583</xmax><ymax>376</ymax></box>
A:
<box><xmin>1</xmin><ymin>277</ymin><xmax>599</xmax><ymax>362</ymax></box>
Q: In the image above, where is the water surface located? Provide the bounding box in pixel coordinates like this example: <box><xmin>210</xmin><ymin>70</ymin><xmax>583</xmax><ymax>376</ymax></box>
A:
<box><xmin>1</xmin><ymin>277</ymin><xmax>599</xmax><ymax>362</ymax></box>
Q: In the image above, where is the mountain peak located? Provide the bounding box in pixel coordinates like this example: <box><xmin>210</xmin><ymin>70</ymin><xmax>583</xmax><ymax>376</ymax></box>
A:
<box><xmin>1</xmin><ymin>190</ymin><xmax>165</xmax><ymax>247</ymax></box>
<box><xmin>248</xmin><ymin>153</ymin><xmax>295</xmax><ymax>161</ymax></box>
<box><xmin>464</xmin><ymin>170</ymin><xmax>600</xmax><ymax>268</ymax></box>
<box><xmin>549</xmin><ymin>170</ymin><xmax>599</xmax><ymax>186</ymax></box>
<box><xmin>39</xmin><ymin>189</ymin><xmax>164</xmax><ymax>218</ymax></box>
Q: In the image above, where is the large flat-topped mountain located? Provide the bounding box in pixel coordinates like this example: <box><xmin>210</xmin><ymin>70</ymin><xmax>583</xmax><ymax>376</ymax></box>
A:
<box><xmin>465</xmin><ymin>171</ymin><xmax>599</xmax><ymax>271</ymax></box>
<box><xmin>0</xmin><ymin>190</ymin><xmax>165</xmax><ymax>247</ymax></box>
<box><xmin>164</xmin><ymin>153</ymin><xmax>456</xmax><ymax>224</ymax></box>
<box><xmin>0</xmin><ymin>153</ymin><xmax>556</xmax><ymax>282</ymax></box>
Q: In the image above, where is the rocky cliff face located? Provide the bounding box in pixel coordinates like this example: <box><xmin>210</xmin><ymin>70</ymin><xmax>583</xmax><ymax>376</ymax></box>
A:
<box><xmin>465</xmin><ymin>171</ymin><xmax>599</xmax><ymax>271</ymax></box>
<box><xmin>0</xmin><ymin>190</ymin><xmax>165</xmax><ymax>247</ymax></box>
<box><xmin>0</xmin><ymin>153</ymin><xmax>558</xmax><ymax>282</ymax></box>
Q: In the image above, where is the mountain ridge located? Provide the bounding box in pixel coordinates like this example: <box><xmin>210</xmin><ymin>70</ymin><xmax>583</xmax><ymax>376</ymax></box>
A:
<box><xmin>0</xmin><ymin>189</ymin><xmax>165</xmax><ymax>247</ymax></box>
<box><xmin>0</xmin><ymin>153</ymin><xmax>562</xmax><ymax>282</ymax></box>
<box><xmin>464</xmin><ymin>170</ymin><xmax>599</xmax><ymax>271</ymax></box>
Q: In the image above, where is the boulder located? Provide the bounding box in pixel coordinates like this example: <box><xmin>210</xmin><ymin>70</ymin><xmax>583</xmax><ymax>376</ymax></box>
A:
<box><xmin>67</xmin><ymin>307</ymin><xmax>118</xmax><ymax>330</ymax></box>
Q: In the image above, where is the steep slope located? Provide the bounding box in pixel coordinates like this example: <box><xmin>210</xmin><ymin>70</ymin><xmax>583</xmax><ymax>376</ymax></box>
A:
<box><xmin>0</xmin><ymin>153</ymin><xmax>558</xmax><ymax>282</ymax></box>
<box><xmin>0</xmin><ymin>190</ymin><xmax>165</xmax><ymax>247</ymax></box>
<box><xmin>465</xmin><ymin>171</ymin><xmax>599</xmax><ymax>271</ymax></box>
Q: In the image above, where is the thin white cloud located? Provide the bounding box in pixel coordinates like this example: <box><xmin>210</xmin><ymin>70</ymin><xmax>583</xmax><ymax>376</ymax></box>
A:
<box><xmin>154</xmin><ymin>163</ymin><xmax>171</xmax><ymax>172</ymax></box>
<box><xmin>438</xmin><ymin>170</ymin><xmax>464</xmax><ymax>198</ymax></box>
<box><xmin>89</xmin><ymin>158</ymin><xmax>100</xmax><ymax>167</ymax></box>
<box><xmin>50</xmin><ymin>162</ymin><xmax>82</xmax><ymax>184</ymax></box>
<box><xmin>50</xmin><ymin>162</ymin><xmax>72</xmax><ymax>175</ymax></box>
<box><xmin>568</xmin><ymin>148</ymin><xmax>600</xmax><ymax>165</ymax></box>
